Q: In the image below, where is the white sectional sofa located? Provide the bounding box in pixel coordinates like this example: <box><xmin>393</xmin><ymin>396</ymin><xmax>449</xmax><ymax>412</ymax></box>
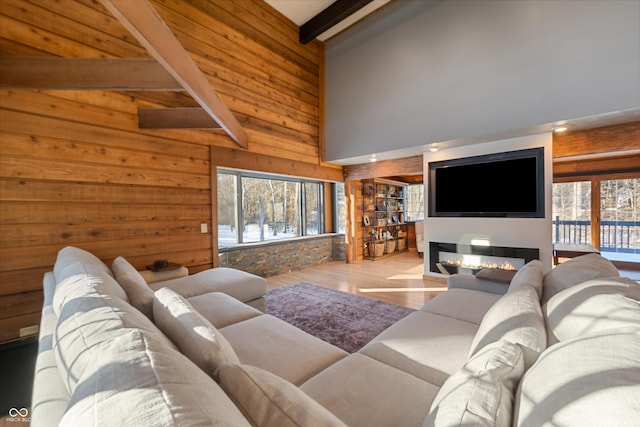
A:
<box><xmin>32</xmin><ymin>246</ymin><xmax>640</xmax><ymax>426</ymax></box>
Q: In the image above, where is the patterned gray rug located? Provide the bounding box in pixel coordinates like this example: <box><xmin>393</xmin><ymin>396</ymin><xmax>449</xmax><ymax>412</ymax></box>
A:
<box><xmin>265</xmin><ymin>282</ymin><xmax>415</xmax><ymax>353</ymax></box>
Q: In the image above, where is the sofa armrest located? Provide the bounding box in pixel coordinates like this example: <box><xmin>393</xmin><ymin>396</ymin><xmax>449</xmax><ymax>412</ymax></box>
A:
<box><xmin>32</xmin><ymin>272</ymin><xmax>70</xmax><ymax>427</ymax></box>
<box><xmin>139</xmin><ymin>266</ymin><xmax>189</xmax><ymax>284</ymax></box>
<box><xmin>447</xmin><ymin>274</ymin><xmax>509</xmax><ymax>295</ymax></box>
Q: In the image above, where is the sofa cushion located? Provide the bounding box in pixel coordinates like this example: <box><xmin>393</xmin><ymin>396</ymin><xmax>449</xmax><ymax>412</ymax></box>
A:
<box><xmin>187</xmin><ymin>292</ymin><xmax>262</xmax><ymax>328</ymax></box>
<box><xmin>421</xmin><ymin>288</ymin><xmax>500</xmax><ymax>325</ymax></box>
<box><xmin>52</xmin><ymin>247</ymin><xmax>129</xmax><ymax>311</ymax></box>
<box><xmin>215</xmin><ymin>364</ymin><xmax>347</xmax><ymax>427</ymax></box>
<box><xmin>52</xmin><ymin>273</ymin><xmax>121</xmax><ymax>319</ymax></box>
<box><xmin>112</xmin><ymin>256</ymin><xmax>154</xmax><ymax>320</ymax></box>
<box><xmin>301</xmin><ymin>353</ymin><xmax>440</xmax><ymax>427</ymax></box>
<box><xmin>153</xmin><ymin>287</ymin><xmax>239</xmax><ymax>377</ymax></box>
<box><xmin>221</xmin><ymin>314</ymin><xmax>347</xmax><ymax>386</ymax></box>
<box><xmin>469</xmin><ymin>284</ymin><xmax>546</xmax><ymax>369</ymax></box>
<box><xmin>542</xmin><ymin>253</ymin><xmax>619</xmax><ymax>304</ymax></box>
<box><xmin>508</xmin><ymin>260</ymin><xmax>544</xmax><ymax>297</ymax></box>
<box><xmin>359</xmin><ymin>311</ymin><xmax>478</xmax><ymax>386</ymax></box>
<box><xmin>53</xmin><ymin>283</ymin><xmax>176</xmax><ymax>394</ymax></box>
<box><xmin>148</xmin><ymin>267</ymin><xmax>267</xmax><ymax>302</ymax></box>
<box><xmin>53</xmin><ymin>246</ymin><xmax>114</xmax><ymax>283</ymax></box>
<box><xmin>513</xmin><ymin>332</ymin><xmax>640</xmax><ymax>427</ymax></box>
<box><xmin>425</xmin><ymin>340</ymin><xmax>526</xmax><ymax>427</ymax></box>
<box><xmin>60</xmin><ymin>329</ymin><xmax>250</xmax><ymax>426</ymax></box>
<box><xmin>544</xmin><ymin>277</ymin><xmax>640</xmax><ymax>345</ymax></box>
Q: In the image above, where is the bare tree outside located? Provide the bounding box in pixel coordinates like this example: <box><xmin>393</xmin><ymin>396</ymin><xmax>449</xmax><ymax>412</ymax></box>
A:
<box><xmin>217</xmin><ymin>173</ymin><xmax>238</xmax><ymax>246</ymax></box>
<box><xmin>600</xmin><ymin>178</ymin><xmax>639</xmax><ymax>254</ymax></box>
<box><xmin>552</xmin><ymin>181</ymin><xmax>592</xmax><ymax>244</ymax></box>
<box><xmin>405</xmin><ymin>184</ymin><xmax>424</xmax><ymax>221</ymax></box>
<box><xmin>336</xmin><ymin>183</ymin><xmax>346</xmax><ymax>234</ymax></box>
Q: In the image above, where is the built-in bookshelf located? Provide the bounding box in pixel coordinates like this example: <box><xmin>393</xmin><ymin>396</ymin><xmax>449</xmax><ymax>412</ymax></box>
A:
<box><xmin>361</xmin><ymin>178</ymin><xmax>408</xmax><ymax>260</ymax></box>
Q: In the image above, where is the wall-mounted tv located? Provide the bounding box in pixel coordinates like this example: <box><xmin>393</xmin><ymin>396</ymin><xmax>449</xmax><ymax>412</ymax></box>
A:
<box><xmin>428</xmin><ymin>147</ymin><xmax>544</xmax><ymax>218</ymax></box>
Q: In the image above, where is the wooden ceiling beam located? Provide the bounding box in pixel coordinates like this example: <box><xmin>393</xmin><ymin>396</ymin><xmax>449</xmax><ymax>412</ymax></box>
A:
<box><xmin>138</xmin><ymin>108</ymin><xmax>221</xmax><ymax>129</ymax></box>
<box><xmin>100</xmin><ymin>0</ymin><xmax>248</xmax><ymax>149</ymax></box>
<box><xmin>299</xmin><ymin>0</ymin><xmax>373</xmax><ymax>44</ymax></box>
<box><xmin>0</xmin><ymin>57</ymin><xmax>182</xmax><ymax>91</ymax></box>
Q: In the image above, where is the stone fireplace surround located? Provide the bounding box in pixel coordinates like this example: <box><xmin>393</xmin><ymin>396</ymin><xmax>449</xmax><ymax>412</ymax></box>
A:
<box><xmin>429</xmin><ymin>241</ymin><xmax>540</xmax><ymax>275</ymax></box>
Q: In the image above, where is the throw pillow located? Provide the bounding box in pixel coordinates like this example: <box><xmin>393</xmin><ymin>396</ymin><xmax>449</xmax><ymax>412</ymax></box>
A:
<box><xmin>543</xmin><ymin>277</ymin><xmax>640</xmax><ymax>344</ymax></box>
<box><xmin>215</xmin><ymin>363</ymin><xmax>348</xmax><ymax>427</ymax></box>
<box><xmin>542</xmin><ymin>253</ymin><xmax>619</xmax><ymax>304</ymax></box>
<box><xmin>514</xmin><ymin>332</ymin><xmax>640</xmax><ymax>427</ymax></box>
<box><xmin>425</xmin><ymin>340</ymin><xmax>525</xmax><ymax>427</ymax></box>
<box><xmin>508</xmin><ymin>260</ymin><xmax>543</xmax><ymax>298</ymax></box>
<box><xmin>476</xmin><ymin>268</ymin><xmax>516</xmax><ymax>284</ymax></box>
<box><xmin>469</xmin><ymin>284</ymin><xmax>546</xmax><ymax>369</ymax></box>
<box><xmin>153</xmin><ymin>287</ymin><xmax>239</xmax><ymax>377</ymax></box>
<box><xmin>112</xmin><ymin>256</ymin><xmax>154</xmax><ymax>320</ymax></box>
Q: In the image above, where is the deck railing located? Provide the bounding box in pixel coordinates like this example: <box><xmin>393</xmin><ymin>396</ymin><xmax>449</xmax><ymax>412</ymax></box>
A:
<box><xmin>553</xmin><ymin>217</ymin><xmax>640</xmax><ymax>253</ymax></box>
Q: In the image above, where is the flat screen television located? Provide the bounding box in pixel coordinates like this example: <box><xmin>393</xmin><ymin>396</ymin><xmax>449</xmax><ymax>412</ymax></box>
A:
<box><xmin>428</xmin><ymin>147</ymin><xmax>544</xmax><ymax>218</ymax></box>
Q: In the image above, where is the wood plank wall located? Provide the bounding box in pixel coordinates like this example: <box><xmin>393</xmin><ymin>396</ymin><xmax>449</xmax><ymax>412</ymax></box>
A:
<box><xmin>0</xmin><ymin>0</ymin><xmax>330</xmax><ymax>342</ymax></box>
<box><xmin>553</xmin><ymin>121</ymin><xmax>640</xmax><ymax>177</ymax></box>
<box><xmin>553</xmin><ymin>121</ymin><xmax>640</xmax><ymax>159</ymax></box>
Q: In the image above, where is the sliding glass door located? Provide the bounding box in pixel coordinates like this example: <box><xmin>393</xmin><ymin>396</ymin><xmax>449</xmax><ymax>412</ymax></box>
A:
<box><xmin>553</xmin><ymin>174</ymin><xmax>639</xmax><ymax>264</ymax></box>
<box><xmin>600</xmin><ymin>178</ymin><xmax>640</xmax><ymax>262</ymax></box>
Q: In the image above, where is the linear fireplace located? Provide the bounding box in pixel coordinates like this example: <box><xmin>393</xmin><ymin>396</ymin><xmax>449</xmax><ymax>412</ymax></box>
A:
<box><xmin>429</xmin><ymin>241</ymin><xmax>539</xmax><ymax>275</ymax></box>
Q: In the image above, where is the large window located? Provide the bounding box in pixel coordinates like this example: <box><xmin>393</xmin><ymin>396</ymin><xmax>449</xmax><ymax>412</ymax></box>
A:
<box><xmin>217</xmin><ymin>170</ymin><xmax>324</xmax><ymax>247</ymax></box>
<box><xmin>405</xmin><ymin>184</ymin><xmax>425</xmax><ymax>221</ymax></box>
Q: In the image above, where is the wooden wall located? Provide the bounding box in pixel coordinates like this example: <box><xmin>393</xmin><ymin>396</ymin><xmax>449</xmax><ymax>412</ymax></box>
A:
<box><xmin>553</xmin><ymin>121</ymin><xmax>640</xmax><ymax>158</ymax></box>
<box><xmin>553</xmin><ymin>121</ymin><xmax>640</xmax><ymax>177</ymax></box>
<box><xmin>0</xmin><ymin>0</ymin><xmax>332</xmax><ymax>342</ymax></box>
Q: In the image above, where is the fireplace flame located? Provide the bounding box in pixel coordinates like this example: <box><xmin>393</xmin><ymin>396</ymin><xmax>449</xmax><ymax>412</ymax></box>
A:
<box><xmin>442</xmin><ymin>257</ymin><xmax>516</xmax><ymax>271</ymax></box>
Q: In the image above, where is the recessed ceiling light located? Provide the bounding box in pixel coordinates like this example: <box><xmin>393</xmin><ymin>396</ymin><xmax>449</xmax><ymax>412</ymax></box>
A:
<box><xmin>429</xmin><ymin>146</ymin><xmax>439</xmax><ymax>152</ymax></box>
<box><xmin>471</xmin><ymin>238</ymin><xmax>491</xmax><ymax>246</ymax></box>
<box><xmin>369</xmin><ymin>154</ymin><xmax>377</xmax><ymax>162</ymax></box>
<box><xmin>553</xmin><ymin>126</ymin><xmax>568</xmax><ymax>133</ymax></box>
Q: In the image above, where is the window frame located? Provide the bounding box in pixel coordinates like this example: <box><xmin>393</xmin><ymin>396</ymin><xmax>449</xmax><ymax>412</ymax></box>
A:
<box><xmin>217</xmin><ymin>168</ymin><xmax>328</xmax><ymax>247</ymax></box>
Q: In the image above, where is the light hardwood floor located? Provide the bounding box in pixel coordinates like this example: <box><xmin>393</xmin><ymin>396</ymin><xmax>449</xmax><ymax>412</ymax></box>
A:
<box><xmin>266</xmin><ymin>251</ymin><xmax>448</xmax><ymax>309</ymax></box>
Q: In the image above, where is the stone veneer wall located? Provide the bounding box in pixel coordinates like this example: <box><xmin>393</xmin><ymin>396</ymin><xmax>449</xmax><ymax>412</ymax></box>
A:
<box><xmin>219</xmin><ymin>234</ymin><xmax>346</xmax><ymax>277</ymax></box>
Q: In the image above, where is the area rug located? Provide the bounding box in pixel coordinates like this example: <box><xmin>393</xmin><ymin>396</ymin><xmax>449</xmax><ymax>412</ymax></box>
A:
<box><xmin>265</xmin><ymin>282</ymin><xmax>415</xmax><ymax>353</ymax></box>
